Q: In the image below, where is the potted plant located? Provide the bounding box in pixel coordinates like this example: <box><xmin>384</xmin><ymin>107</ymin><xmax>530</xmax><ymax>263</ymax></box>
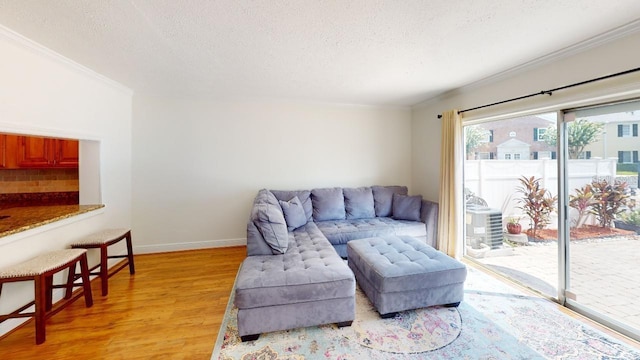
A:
<box><xmin>506</xmin><ymin>216</ymin><xmax>522</xmax><ymax>234</ymax></box>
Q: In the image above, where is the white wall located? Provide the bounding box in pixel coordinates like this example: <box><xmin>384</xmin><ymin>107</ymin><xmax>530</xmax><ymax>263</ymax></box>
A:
<box><xmin>132</xmin><ymin>97</ymin><xmax>411</xmax><ymax>252</ymax></box>
<box><xmin>0</xmin><ymin>27</ymin><xmax>132</xmax><ymax>336</ymax></box>
<box><xmin>411</xmin><ymin>29</ymin><xmax>640</xmax><ymax>201</ymax></box>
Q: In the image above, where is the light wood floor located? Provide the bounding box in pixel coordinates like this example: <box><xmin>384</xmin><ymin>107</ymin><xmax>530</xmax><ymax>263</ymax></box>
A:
<box><xmin>0</xmin><ymin>246</ymin><xmax>246</xmax><ymax>360</ymax></box>
<box><xmin>2</xmin><ymin>246</ymin><xmax>638</xmax><ymax>359</ymax></box>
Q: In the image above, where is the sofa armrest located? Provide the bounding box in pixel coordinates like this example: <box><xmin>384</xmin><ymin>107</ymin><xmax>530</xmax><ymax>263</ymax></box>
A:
<box><xmin>420</xmin><ymin>200</ymin><xmax>439</xmax><ymax>248</ymax></box>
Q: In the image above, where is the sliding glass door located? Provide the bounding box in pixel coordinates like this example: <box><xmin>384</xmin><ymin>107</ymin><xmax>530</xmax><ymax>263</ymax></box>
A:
<box><xmin>563</xmin><ymin>100</ymin><xmax>640</xmax><ymax>336</ymax></box>
<box><xmin>463</xmin><ymin>112</ymin><xmax>560</xmax><ymax>299</ymax></box>
<box><xmin>463</xmin><ymin>100</ymin><xmax>640</xmax><ymax>340</ymax></box>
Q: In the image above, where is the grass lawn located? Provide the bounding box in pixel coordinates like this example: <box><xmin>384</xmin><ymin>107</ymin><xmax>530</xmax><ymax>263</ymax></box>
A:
<box><xmin>617</xmin><ymin>171</ymin><xmax>638</xmax><ymax>175</ymax></box>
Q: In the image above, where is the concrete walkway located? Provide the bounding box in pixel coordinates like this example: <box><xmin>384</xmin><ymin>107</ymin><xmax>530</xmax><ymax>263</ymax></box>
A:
<box><xmin>476</xmin><ymin>235</ymin><xmax>640</xmax><ymax>331</ymax></box>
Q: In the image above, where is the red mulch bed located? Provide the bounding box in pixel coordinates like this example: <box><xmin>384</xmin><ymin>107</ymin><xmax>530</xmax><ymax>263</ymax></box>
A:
<box><xmin>526</xmin><ymin>225</ymin><xmax>635</xmax><ymax>241</ymax></box>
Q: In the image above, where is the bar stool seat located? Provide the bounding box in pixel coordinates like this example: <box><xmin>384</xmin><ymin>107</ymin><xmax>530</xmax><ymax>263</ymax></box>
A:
<box><xmin>0</xmin><ymin>249</ymin><xmax>93</xmax><ymax>344</ymax></box>
<box><xmin>70</xmin><ymin>228</ymin><xmax>135</xmax><ymax>296</ymax></box>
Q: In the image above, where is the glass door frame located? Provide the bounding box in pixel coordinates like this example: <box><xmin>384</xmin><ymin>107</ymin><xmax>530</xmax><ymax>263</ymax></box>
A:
<box><xmin>462</xmin><ymin>103</ymin><xmax>640</xmax><ymax>342</ymax></box>
<box><xmin>557</xmin><ymin>103</ymin><xmax>640</xmax><ymax>342</ymax></box>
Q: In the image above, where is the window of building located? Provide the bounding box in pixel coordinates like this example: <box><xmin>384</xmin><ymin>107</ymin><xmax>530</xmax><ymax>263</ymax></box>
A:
<box><xmin>533</xmin><ymin>127</ymin><xmax>547</xmax><ymax>141</ymax></box>
<box><xmin>577</xmin><ymin>151</ymin><xmax>592</xmax><ymax>159</ymax></box>
<box><xmin>618</xmin><ymin>150</ymin><xmax>639</xmax><ymax>163</ymax></box>
<box><xmin>514</xmin><ymin>154</ymin><xmax>521</xmax><ymax>160</ymax></box>
<box><xmin>537</xmin><ymin>151</ymin><xmax>551</xmax><ymax>159</ymax></box>
<box><xmin>618</xmin><ymin>123</ymin><xmax>639</xmax><ymax>137</ymax></box>
<box><xmin>477</xmin><ymin>152</ymin><xmax>491</xmax><ymax>159</ymax></box>
<box><xmin>505</xmin><ymin>154</ymin><xmax>511</xmax><ymax>160</ymax></box>
<box><xmin>480</xmin><ymin>130</ymin><xmax>494</xmax><ymax>143</ymax></box>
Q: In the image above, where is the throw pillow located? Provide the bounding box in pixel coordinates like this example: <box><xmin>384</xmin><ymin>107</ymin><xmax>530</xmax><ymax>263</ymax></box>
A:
<box><xmin>343</xmin><ymin>187</ymin><xmax>375</xmax><ymax>219</ymax></box>
<box><xmin>271</xmin><ymin>189</ymin><xmax>313</xmax><ymax>222</ymax></box>
<box><xmin>372</xmin><ymin>185</ymin><xmax>408</xmax><ymax>217</ymax></box>
<box><xmin>279</xmin><ymin>196</ymin><xmax>308</xmax><ymax>231</ymax></box>
<box><xmin>392</xmin><ymin>194</ymin><xmax>422</xmax><ymax>221</ymax></box>
<box><xmin>311</xmin><ymin>187</ymin><xmax>346</xmax><ymax>221</ymax></box>
<box><xmin>251</xmin><ymin>189</ymin><xmax>289</xmax><ymax>254</ymax></box>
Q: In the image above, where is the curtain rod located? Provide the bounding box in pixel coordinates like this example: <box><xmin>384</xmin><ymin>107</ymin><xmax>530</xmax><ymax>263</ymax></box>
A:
<box><xmin>436</xmin><ymin>66</ymin><xmax>640</xmax><ymax>119</ymax></box>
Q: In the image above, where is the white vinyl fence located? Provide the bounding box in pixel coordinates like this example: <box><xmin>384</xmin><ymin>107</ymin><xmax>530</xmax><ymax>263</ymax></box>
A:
<box><xmin>464</xmin><ymin>158</ymin><xmax>618</xmax><ymax>228</ymax></box>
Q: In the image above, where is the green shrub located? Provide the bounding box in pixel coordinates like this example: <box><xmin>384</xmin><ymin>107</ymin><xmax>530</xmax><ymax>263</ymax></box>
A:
<box><xmin>620</xmin><ymin>209</ymin><xmax>640</xmax><ymax>226</ymax></box>
<box><xmin>616</xmin><ymin>163</ymin><xmax>639</xmax><ymax>174</ymax></box>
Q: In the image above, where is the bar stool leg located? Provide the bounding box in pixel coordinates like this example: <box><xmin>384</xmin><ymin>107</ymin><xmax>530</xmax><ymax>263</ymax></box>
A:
<box><xmin>34</xmin><ymin>275</ymin><xmax>47</xmax><ymax>345</ymax></box>
<box><xmin>45</xmin><ymin>275</ymin><xmax>54</xmax><ymax>311</ymax></box>
<box><xmin>79</xmin><ymin>254</ymin><xmax>94</xmax><ymax>307</ymax></box>
<box><xmin>100</xmin><ymin>245</ymin><xmax>109</xmax><ymax>296</ymax></box>
<box><xmin>126</xmin><ymin>231</ymin><xmax>135</xmax><ymax>274</ymax></box>
<box><xmin>64</xmin><ymin>262</ymin><xmax>76</xmax><ymax>300</ymax></box>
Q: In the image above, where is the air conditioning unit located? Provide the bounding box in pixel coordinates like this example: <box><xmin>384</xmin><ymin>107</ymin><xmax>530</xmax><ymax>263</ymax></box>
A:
<box><xmin>465</xmin><ymin>204</ymin><xmax>503</xmax><ymax>249</ymax></box>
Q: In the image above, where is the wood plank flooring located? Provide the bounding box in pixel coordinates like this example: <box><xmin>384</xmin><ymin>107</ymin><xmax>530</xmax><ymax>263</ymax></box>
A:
<box><xmin>0</xmin><ymin>246</ymin><xmax>246</xmax><ymax>360</ymax></box>
<box><xmin>2</xmin><ymin>246</ymin><xmax>638</xmax><ymax>359</ymax></box>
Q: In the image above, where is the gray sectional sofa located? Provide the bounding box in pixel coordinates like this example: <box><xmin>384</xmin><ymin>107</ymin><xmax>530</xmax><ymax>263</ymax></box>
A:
<box><xmin>235</xmin><ymin>185</ymin><xmax>439</xmax><ymax>341</ymax></box>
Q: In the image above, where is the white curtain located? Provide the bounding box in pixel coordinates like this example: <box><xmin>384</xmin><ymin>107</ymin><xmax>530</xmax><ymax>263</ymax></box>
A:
<box><xmin>437</xmin><ymin>109</ymin><xmax>463</xmax><ymax>258</ymax></box>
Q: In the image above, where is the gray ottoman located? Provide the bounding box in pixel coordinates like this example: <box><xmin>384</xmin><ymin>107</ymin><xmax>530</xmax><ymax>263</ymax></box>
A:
<box><xmin>347</xmin><ymin>235</ymin><xmax>467</xmax><ymax>317</ymax></box>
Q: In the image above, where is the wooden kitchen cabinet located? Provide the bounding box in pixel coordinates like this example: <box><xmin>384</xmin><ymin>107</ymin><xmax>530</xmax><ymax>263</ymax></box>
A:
<box><xmin>0</xmin><ymin>134</ymin><xmax>5</xmax><ymax>168</ymax></box>
<box><xmin>0</xmin><ymin>135</ymin><xmax>18</xmax><ymax>169</ymax></box>
<box><xmin>17</xmin><ymin>136</ymin><xmax>79</xmax><ymax>168</ymax></box>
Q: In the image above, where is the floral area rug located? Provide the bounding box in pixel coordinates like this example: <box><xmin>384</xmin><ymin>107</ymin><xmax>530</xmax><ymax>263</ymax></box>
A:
<box><xmin>212</xmin><ymin>266</ymin><xmax>640</xmax><ymax>360</ymax></box>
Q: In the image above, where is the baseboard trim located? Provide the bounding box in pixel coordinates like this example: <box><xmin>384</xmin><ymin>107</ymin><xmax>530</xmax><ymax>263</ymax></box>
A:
<box><xmin>133</xmin><ymin>238</ymin><xmax>247</xmax><ymax>254</ymax></box>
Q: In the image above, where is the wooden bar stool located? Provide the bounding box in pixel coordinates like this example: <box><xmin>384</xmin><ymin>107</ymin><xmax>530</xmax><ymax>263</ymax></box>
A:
<box><xmin>70</xmin><ymin>228</ymin><xmax>135</xmax><ymax>296</ymax></box>
<box><xmin>0</xmin><ymin>249</ymin><xmax>93</xmax><ymax>344</ymax></box>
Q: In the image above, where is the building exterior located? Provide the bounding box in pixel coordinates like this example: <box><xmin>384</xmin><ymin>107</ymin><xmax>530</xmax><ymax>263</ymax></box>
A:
<box><xmin>468</xmin><ymin>115</ymin><xmax>557</xmax><ymax>160</ymax></box>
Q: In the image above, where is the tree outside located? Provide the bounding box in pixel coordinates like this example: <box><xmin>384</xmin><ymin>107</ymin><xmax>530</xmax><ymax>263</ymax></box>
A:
<box><xmin>465</xmin><ymin>125</ymin><xmax>487</xmax><ymax>158</ymax></box>
<box><xmin>543</xmin><ymin>119</ymin><xmax>604</xmax><ymax>159</ymax></box>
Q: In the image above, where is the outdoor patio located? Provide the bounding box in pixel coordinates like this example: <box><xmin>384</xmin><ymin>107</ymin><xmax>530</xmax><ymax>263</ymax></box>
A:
<box><xmin>475</xmin><ymin>234</ymin><xmax>640</xmax><ymax>331</ymax></box>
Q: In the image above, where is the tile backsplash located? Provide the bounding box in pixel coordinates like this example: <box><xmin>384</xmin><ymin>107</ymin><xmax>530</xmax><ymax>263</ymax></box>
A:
<box><xmin>0</xmin><ymin>168</ymin><xmax>79</xmax><ymax>194</ymax></box>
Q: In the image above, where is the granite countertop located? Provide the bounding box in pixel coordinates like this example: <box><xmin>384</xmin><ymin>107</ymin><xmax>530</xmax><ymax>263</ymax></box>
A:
<box><xmin>0</xmin><ymin>204</ymin><xmax>105</xmax><ymax>238</ymax></box>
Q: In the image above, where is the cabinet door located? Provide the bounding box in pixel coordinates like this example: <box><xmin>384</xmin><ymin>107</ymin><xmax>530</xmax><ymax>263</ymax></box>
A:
<box><xmin>0</xmin><ymin>135</ymin><xmax>18</xmax><ymax>169</ymax></box>
<box><xmin>17</xmin><ymin>136</ymin><xmax>52</xmax><ymax>167</ymax></box>
<box><xmin>0</xmin><ymin>135</ymin><xmax>5</xmax><ymax>168</ymax></box>
<box><xmin>56</xmin><ymin>139</ymin><xmax>79</xmax><ymax>167</ymax></box>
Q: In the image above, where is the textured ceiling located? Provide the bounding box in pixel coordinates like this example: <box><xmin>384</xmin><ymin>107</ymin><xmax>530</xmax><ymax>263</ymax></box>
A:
<box><xmin>1</xmin><ymin>1</ymin><xmax>640</xmax><ymax>106</ymax></box>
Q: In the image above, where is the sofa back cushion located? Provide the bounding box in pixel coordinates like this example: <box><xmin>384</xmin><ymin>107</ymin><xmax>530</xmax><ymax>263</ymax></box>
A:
<box><xmin>271</xmin><ymin>190</ymin><xmax>313</xmax><ymax>222</ymax></box>
<box><xmin>372</xmin><ymin>185</ymin><xmax>408</xmax><ymax>217</ymax></box>
<box><xmin>279</xmin><ymin>196</ymin><xmax>308</xmax><ymax>231</ymax></box>
<box><xmin>392</xmin><ymin>194</ymin><xmax>423</xmax><ymax>221</ymax></box>
<box><xmin>311</xmin><ymin>187</ymin><xmax>346</xmax><ymax>221</ymax></box>
<box><xmin>251</xmin><ymin>189</ymin><xmax>289</xmax><ymax>254</ymax></box>
<box><xmin>343</xmin><ymin>187</ymin><xmax>375</xmax><ymax>219</ymax></box>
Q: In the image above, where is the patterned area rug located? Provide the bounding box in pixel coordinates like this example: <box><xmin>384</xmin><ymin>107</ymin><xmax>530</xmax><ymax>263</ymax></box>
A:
<box><xmin>212</xmin><ymin>266</ymin><xmax>640</xmax><ymax>360</ymax></box>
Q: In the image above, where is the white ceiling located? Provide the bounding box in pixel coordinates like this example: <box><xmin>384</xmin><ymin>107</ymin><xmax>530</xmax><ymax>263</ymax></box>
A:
<box><xmin>1</xmin><ymin>1</ymin><xmax>640</xmax><ymax>106</ymax></box>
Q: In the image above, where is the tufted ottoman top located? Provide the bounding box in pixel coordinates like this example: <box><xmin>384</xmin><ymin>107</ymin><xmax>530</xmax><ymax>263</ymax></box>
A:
<box><xmin>235</xmin><ymin>222</ymin><xmax>355</xmax><ymax>310</ymax></box>
<box><xmin>347</xmin><ymin>235</ymin><xmax>466</xmax><ymax>293</ymax></box>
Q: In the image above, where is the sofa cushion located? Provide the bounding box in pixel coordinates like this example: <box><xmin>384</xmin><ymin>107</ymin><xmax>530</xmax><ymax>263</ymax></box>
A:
<box><xmin>392</xmin><ymin>194</ymin><xmax>422</xmax><ymax>221</ymax></box>
<box><xmin>372</xmin><ymin>186</ymin><xmax>408</xmax><ymax>217</ymax></box>
<box><xmin>316</xmin><ymin>217</ymin><xmax>427</xmax><ymax>246</ymax></box>
<box><xmin>311</xmin><ymin>187</ymin><xmax>346</xmax><ymax>221</ymax></box>
<box><xmin>251</xmin><ymin>189</ymin><xmax>289</xmax><ymax>254</ymax></box>
<box><xmin>343</xmin><ymin>187</ymin><xmax>375</xmax><ymax>220</ymax></box>
<box><xmin>271</xmin><ymin>190</ymin><xmax>313</xmax><ymax>222</ymax></box>
<box><xmin>279</xmin><ymin>196</ymin><xmax>307</xmax><ymax>231</ymax></box>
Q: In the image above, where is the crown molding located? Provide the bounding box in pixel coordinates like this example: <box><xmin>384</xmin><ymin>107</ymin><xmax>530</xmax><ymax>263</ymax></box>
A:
<box><xmin>0</xmin><ymin>24</ymin><xmax>133</xmax><ymax>95</ymax></box>
<box><xmin>413</xmin><ymin>19</ymin><xmax>640</xmax><ymax>110</ymax></box>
